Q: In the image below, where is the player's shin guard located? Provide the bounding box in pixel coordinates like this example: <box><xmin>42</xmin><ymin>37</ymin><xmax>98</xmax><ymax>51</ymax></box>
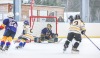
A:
<box><xmin>72</xmin><ymin>41</ymin><xmax>80</xmax><ymax>52</ymax></box>
<box><xmin>1</xmin><ymin>36</ymin><xmax>7</xmax><ymax>42</ymax></box>
<box><xmin>19</xmin><ymin>42</ymin><xmax>23</xmax><ymax>47</ymax></box>
<box><xmin>16</xmin><ymin>42</ymin><xmax>23</xmax><ymax>49</ymax></box>
<box><xmin>64</xmin><ymin>40</ymin><xmax>70</xmax><ymax>48</ymax></box>
<box><xmin>0</xmin><ymin>41</ymin><xmax>5</xmax><ymax>49</ymax></box>
<box><xmin>73</xmin><ymin>42</ymin><xmax>80</xmax><ymax>48</ymax></box>
<box><xmin>23</xmin><ymin>42</ymin><xmax>26</xmax><ymax>47</ymax></box>
<box><xmin>7</xmin><ymin>36</ymin><xmax>12</xmax><ymax>42</ymax></box>
<box><xmin>63</xmin><ymin>40</ymin><xmax>70</xmax><ymax>51</ymax></box>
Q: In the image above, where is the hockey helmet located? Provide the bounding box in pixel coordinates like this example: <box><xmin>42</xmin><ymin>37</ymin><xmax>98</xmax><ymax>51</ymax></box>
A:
<box><xmin>68</xmin><ymin>15</ymin><xmax>73</xmax><ymax>19</ymax></box>
<box><xmin>24</xmin><ymin>20</ymin><xmax>29</xmax><ymax>25</ymax></box>
<box><xmin>75</xmin><ymin>14</ymin><xmax>81</xmax><ymax>20</ymax></box>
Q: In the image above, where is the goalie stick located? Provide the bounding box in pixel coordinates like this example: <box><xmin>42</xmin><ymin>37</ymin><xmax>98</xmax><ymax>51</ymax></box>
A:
<box><xmin>56</xmin><ymin>39</ymin><xmax>63</xmax><ymax>43</ymax></box>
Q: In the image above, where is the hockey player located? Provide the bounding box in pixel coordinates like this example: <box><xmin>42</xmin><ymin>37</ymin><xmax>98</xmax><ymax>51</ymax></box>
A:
<box><xmin>16</xmin><ymin>20</ymin><xmax>33</xmax><ymax>49</ymax></box>
<box><xmin>0</xmin><ymin>12</ymin><xmax>18</xmax><ymax>50</ymax></box>
<box><xmin>40</xmin><ymin>24</ymin><xmax>53</xmax><ymax>42</ymax></box>
<box><xmin>63</xmin><ymin>15</ymin><xmax>86</xmax><ymax>53</ymax></box>
<box><xmin>34</xmin><ymin>24</ymin><xmax>58</xmax><ymax>43</ymax></box>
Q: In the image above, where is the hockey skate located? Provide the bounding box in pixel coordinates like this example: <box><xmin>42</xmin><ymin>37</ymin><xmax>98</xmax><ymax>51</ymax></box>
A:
<box><xmin>0</xmin><ymin>46</ymin><xmax>9</xmax><ymax>51</ymax></box>
<box><xmin>63</xmin><ymin>45</ymin><xmax>68</xmax><ymax>53</ymax></box>
<box><xmin>2</xmin><ymin>46</ymin><xmax>10</xmax><ymax>51</ymax></box>
<box><xmin>0</xmin><ymin>45</ymin><xmax>3</xmax><ymax>50</ymax></box>
<box><xmin>71</xmin><ymin>47</ymin><xmax>79</xmax><ymax>54</ymax></box>
<box><xmin>16</xmin><ymin>46</ymin><xmax>22</xmax><ymax>49</ymax></box>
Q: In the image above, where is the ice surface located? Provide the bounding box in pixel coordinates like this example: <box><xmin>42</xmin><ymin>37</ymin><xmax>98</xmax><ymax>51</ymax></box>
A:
<box><xmin>0</xmin><ymin>38</ymin><xmax>100</xmax><ymax>58</ymax></box>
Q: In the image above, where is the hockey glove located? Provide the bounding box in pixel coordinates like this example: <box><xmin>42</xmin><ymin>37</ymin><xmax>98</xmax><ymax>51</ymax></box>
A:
<box><xmin>0</xmin><ymin>24</ymin><xmax>5</xmax><ymax>30</ymax></box>
<box><xmin>81</xmin><ymin>30</ymin><xmax>86</xmax><ymax>35</ymax></box>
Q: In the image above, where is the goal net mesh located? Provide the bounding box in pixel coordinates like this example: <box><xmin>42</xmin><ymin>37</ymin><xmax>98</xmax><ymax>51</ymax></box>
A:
<box><xmin>30</xmin><ymin>16</ymin><xmax>58</xmax><ymax>37</ymax></box>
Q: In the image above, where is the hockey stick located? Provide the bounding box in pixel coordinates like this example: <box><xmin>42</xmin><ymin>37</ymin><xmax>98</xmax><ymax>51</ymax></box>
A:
<box><xmin>84</xmin><ymin>34</ymin><xmax>100</xmax><ymax>51</ymax></box>
<box><xmin>56</xmin><ymin>38</ymin><xmax>63</xmax><ymax>43</ymax></box>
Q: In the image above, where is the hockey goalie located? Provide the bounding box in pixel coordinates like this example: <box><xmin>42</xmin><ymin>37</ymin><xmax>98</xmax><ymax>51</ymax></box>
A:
<box><xmin>34</xmin><ymin>24</ymin><xmax>58</xmax><ymax>43</ymax></box>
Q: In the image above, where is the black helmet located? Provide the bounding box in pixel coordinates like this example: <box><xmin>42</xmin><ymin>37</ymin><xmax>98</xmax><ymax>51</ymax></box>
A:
<box><xmin>68</xmin><ymin>15</ymin><xmax>73</xmax><ymax>19</ymax></box>
<box><xmin>24</xmin><ymin>20</ymin><xmax>29</xmax><ymax>25</ymax></box>
<box><xmin>75</xmin><ymin>14</ymin><xmax>81</xmax><ymax>20</ymax></box>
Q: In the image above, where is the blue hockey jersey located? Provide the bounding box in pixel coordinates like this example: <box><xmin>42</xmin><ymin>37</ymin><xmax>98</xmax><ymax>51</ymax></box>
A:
<box><xmin>41</xmin><ymin>28</ymin><xmax>52</xmax><ymax>35</ymax></box>
<box><xmin>3</xmin><ymin>18</ymin><xmax>18</xmax><ymax>32</ymax></box>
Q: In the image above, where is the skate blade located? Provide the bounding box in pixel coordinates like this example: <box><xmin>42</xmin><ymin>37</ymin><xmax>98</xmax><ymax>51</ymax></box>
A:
<box><xmin>1</xmin><ymin>49</ymin><xmax>8</xmax><ymax>51</ymax></box>
<box><xmin>16</xmin><ymin>47</ymin><xmax>20</xmax><ymax>49</ymax></box>
<box><xmin>63</xmin><ymin>51</ymin><xmax>66</xmax><ymax>53</ymax></box>
<box><xmin>71</xmin><ymin>51</ymin><xmax>79</xmax><ymax>54</ymax></box>
<box><xmin>16</xmin><ymin>46</ymin><xmax>19</xmax><ymax>49</ymax></box>
<box><xmin>63</xmin><ymin>49</ymin><xmax>66</xmax><ymax>53</ymax></box>
<box><xmin>2</xmin><ymin>49</ymin><xmax>5</xmax><ymax>51</ymax></box>
<box><xmin>16</xmin><ymin>46</ymin><xmax>22</xmax><ymax>49</ymax></box>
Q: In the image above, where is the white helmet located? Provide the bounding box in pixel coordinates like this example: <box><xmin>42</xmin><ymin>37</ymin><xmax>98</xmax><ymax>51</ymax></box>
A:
<box><xmin>7</xmin><ymin>12</ymin><xmax>14</xmax><ymax>18</ymax></box>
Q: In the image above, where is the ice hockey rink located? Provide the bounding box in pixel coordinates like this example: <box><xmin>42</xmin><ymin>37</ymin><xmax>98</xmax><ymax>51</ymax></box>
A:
<box><xmin>0</xmin><ymin>0</ymin><xmax>100</xmax><ymax>58</ymax></box>
<box><xmin>0</xmin><ymin>38</ymin><xmax>100</xmax><ymax>58</ymax></box>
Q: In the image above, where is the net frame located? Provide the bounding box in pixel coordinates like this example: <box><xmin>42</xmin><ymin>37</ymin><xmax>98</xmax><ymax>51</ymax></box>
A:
<box><xmin>30</xmin><ymin>0</ymin><xmax>58</xmax><ymax>35</ymax></box>
<box><xmin>30</xmin><ymin>16</ymin><xmax>58</xmax><ymax>34</ymax></box>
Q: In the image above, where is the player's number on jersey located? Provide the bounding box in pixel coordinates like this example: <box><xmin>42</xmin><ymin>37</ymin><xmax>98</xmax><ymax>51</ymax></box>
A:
<box><xmin>9</xmin><ymin>21</ymin><xmax>17</xmax><ymax>28</ymax></box>
<box><xmin>73</xmin><ymin>21</ymin><xmax>78</xmax><ymax>25</ymax></box>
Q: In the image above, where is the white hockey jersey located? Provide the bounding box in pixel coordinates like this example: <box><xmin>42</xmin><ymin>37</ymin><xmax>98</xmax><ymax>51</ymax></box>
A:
<box><xmin>69</xmin><ymin>19</ymin><xmax>86</xmax><ymax>34</ymax></box>
<box><xmin>23</xmin><ymin>25</ymin><xmax>32</xmax><ymax>34</ymax></box>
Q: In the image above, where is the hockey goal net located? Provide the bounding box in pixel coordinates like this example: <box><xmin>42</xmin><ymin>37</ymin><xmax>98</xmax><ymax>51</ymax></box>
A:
<box><xmin>30</xmin><ymin>16</ymin><xmax>58</xmax><ymax>37</ymax></box>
